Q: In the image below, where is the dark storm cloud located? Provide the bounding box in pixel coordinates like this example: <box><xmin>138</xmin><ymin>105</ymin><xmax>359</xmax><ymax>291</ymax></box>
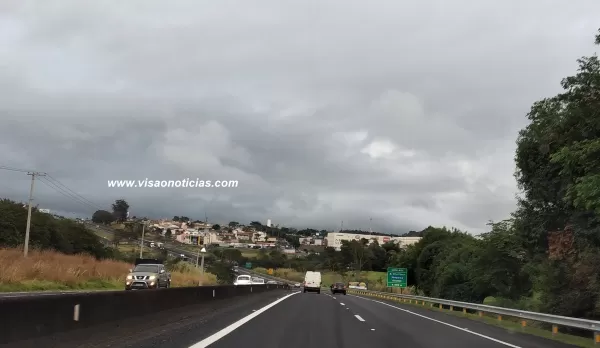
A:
<box><xmin>1</xmin><ymin>0</ymin><xmax>599</xmax><ymax>233</ymax></box>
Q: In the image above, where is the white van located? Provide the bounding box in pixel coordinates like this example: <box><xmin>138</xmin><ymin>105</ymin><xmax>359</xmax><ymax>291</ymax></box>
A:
<box><xmin>303</xmin><ymin>271</ymin><xmax>322</xmax><ymax>294</ymax></box>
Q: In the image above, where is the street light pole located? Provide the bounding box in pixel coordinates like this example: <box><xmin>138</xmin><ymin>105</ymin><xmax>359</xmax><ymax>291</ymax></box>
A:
<box><xmin>139</xmin><ymin>221</ymin><xmax>146</xmax><ymax>258</ymax></box>
<box><xmin>198</xmin><ymin>247</ymin><xmax>206</xmax><ymax>286</ymax></box>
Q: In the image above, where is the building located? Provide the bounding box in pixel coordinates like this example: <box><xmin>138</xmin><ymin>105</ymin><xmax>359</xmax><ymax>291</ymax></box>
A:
<box><xmin>326</xmin><ymin>232</ymin><xmax>421</xmax><ymax>251</ymax></box>
<box><xmin>266</xmin><ymin>219</ymin><xmax>272</xmax><ymax>227</ymax></box>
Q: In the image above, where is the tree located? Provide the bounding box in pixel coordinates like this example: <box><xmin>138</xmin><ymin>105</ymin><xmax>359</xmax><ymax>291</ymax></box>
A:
<box><xmin>340</xmin><ymin>239</ymin><xmax>371</xmax><ymax>271</ymax></box>
<box><xmin>173</xmin><ymin>216</ymin><xmax>180</xmax><ymax>221</ymax></box>
<box><xmin>111</xmin><ymin>199</ymin><xmax>129</xmax><ymax>222</ymax></box>
<box><xmin>207</xmin><ymin>261</ymin><xmax>235</xmax><ymax>285</ymax></box>
<box><xmin>212</xmin><ymin>224</ymin><xmax>221</xmax><ymax>230</ymax></box>
<box><xmin>91</xmin><ymin>210</ymin><xmax>115</xmax><ymax>224</ymax></box>
<box><xmin>229</xmin><ymin>221</ymin><xmax>239</xmax><ymax>228</ymax></box>
<box><xmin>165</xmin><ymin>228</ymin><xmax>172</xmax><ymax>238</ymax></box>
<box><xmin>0</xmin><ymin>199</ymin><xmax>111</xmax><ymax>259</ymax></box>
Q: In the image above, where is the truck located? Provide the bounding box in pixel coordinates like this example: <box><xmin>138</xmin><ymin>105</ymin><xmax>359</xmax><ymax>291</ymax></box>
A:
<box><xmin>125</xmin><ymin>258</ymin><xmax>171</xmax><ymax>290</ymax></box>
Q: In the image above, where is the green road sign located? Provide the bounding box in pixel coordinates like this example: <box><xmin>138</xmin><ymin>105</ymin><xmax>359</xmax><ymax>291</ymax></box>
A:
<box><xmin>387</xmin><ymin>267</ymin><xmax>407</xmax><ymax>287</ymax></box>
<box><xmin>245</xmin><ymin>262</ymin><xmax>252</xmax><ymax>269</ymax></box>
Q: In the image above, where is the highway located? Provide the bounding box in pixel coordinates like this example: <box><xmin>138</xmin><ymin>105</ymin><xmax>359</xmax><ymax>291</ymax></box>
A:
<box><xmin>190</xmin><ymin>292</ymin><xmax>574</xmax><ymax>348</ymax></box>
<box><xmin>21</xmin><ymin>289</ymin><xmax>577</xmax><ymax>348</ymax></box>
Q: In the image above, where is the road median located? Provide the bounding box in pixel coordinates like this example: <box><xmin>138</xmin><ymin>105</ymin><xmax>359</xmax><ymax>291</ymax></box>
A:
<box><xmin>0</xmin><ymin>284</ymin><xmax>288</xmax><ymax>346</ymax></box>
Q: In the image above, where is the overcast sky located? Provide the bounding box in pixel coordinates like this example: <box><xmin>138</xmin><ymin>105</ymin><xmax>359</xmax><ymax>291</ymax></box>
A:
<box><xmin>1</xmin><ymin>1</ymin><xmax>599</xmax><ymax>234</ymax></box>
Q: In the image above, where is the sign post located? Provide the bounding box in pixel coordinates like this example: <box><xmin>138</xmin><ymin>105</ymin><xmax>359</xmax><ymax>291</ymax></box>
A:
<box><xmin>386</xmin><ymin>267</ymin><xmax>407</xmax><ymax>291</ymax></box>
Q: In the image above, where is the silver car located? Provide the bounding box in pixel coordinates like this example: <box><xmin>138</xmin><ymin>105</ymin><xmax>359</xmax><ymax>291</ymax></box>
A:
<box><xmin>126</xmin><ymin>259</ymin><xmax>171</xmax><ymax>290</ymax></box>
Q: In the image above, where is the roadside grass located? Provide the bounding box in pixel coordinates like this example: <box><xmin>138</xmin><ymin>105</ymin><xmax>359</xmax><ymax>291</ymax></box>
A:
<box><xmin>351</xmin><ymin>291</ymin><xmax>597</xmax><ymax>348</ymax></box>
<box><xmin>0</xmin><ymin>247</ymin><xmax>217</xmax><ymax>292</ymax></box>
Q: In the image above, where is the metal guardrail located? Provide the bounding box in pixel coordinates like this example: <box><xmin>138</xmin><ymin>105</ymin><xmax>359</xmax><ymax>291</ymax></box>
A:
<box><xmin>351</xmin><ymin>289</ymin><xmax>600</xmax><ymax>337</ymax></box>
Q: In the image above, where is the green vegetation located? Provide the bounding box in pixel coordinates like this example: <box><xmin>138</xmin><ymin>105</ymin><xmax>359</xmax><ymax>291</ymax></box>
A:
<box><xmin>0</xmin><ymin>199</ymin><xmax>114</xmax><ymax>259</ymax></box>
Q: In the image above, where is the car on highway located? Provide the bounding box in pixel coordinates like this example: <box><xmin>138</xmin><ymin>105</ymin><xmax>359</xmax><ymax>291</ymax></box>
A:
<box><xmin>266</xmin><ymin>280</ymin><xmax>278</xmax><ymax>285</ymax></box>
<box><xmin>125</xmin><ymin>258</ymin><xmax>171</xmax><ymax>290</ymax></box>
<box><xmin>233</xmin><ymin>275</ymin><xmax>252</xmax><ymax>285</ymax></box>
<box><xmin>330</xmin><ymin>282</ymin><xmax>347</xmax><ymax>295</ymax></box>
<box><xmin>251</xmin><ymin>277</ymin><xmax>265</xmax><ymax>285</ymax></box>
<box><xmin>303</xmin><ymin>271</ymin><xmax>321</xmax><ymax>294</ymax></box>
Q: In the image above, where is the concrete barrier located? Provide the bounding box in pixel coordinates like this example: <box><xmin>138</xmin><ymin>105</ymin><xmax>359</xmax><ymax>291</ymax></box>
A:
<box><xmin>0</xmin><ymin>284</ymin><xmax>288</xmax><ymax>345</ymax></box>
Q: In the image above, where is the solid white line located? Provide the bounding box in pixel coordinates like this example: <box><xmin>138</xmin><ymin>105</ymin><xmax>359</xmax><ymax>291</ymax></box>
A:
<box><xmin>188</xmin><ymin>291</ymin><xmax>300</xmax><ymax>348</ymax></box>
<box><xmin>355</xmin><ymin>315</ymin><xmax>365</xmax><ymax>321</ymax></box>
<box><xmin>340</xmin><ymin>303</ymin><xmax>345</xmax><ymax>305</ymax></box>
<box><xmin>349</xmin><ymin>295</ymin><xmax>522</xmax><ymax>348</ymax></box>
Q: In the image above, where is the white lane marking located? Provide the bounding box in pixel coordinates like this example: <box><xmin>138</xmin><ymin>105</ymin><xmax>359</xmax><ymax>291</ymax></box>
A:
<box><xmin>340</xmin><ymin>303</ymin><xmax>345</xmax><ymax>306</ymax></box>
<box><xmin>355</xmin><ymin>315</ymin><xmax>365</xmax><ymax>322</ymax></box>
<box><xmin>349</xmin><ymin>295</ymin><xmax>522</xmax><ymax>348</ymax></box>
<box><xmin>188</xmin><ymin>291</ymin><xmax>300</xmax><ymax>348</ymax></box>
<box><xmin>333</xmin><ymin>297</ymin><xmax>336</xmax><ymax>299</ymax></box>
<box><xmin>371</xmin><ymin>329</ymin><xmax>375</xmax><ymax>331</ymax></box>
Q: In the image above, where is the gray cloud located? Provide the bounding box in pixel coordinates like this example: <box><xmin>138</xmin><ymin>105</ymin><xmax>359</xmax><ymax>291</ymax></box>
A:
<box><xmin>1</xmin><ymin>0</ymin><xmax>599</xmax><ymax>234</ymax></box>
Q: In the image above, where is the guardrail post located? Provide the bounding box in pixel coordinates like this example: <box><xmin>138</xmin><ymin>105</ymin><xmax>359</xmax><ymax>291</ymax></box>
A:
<box><xmin>594</xmin><ymin>331</ymin><xmax>600</xmax><ymax>344</ymax></box>
<box><xmin>552</xmin><ymin>325</ymin><xmax>558</xmax><ymax>336</ymax></box>
<box><xmin>462</xmin><ymin>308</ymin><xmax>466</xmax><ymax>315</ymax></box>
<box><xmin>438</xmin><ymin>304</ymin><xmax>442</xmax><ymax>309</ymax></box>
<box><xmin>73</xmin><ymin>304</ymin><xmax>80</xmax><ymax>321</ymax></box>
<box><xmin>478</xmin><ymin>311</ymin><xmax>483</xmax><ymax>317</ymax></box>
<box><xmin>497</xmin><ymin>315</ymin><xmax>502</xmax><ymax>321</ymax></box>
<box><xmin>450</xmin><ymin>305</ymin><xmax>453</xmax><ymax>311</ymax></box>
<box><xmin>521</xmin><ymin>320</ymin><xmax>526</xmax><ymax>328</ymax></box>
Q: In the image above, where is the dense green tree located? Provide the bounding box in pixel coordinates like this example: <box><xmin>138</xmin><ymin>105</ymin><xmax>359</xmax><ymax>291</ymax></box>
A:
<box><xmin>111</xmin><ymin>199</ymin><xmax>129</xmax><ymax>222</ymax></box>
<box><xmin>92</xmin><ymin>210</ymin><xmax>115</xmax><ymax>224</ymax></box>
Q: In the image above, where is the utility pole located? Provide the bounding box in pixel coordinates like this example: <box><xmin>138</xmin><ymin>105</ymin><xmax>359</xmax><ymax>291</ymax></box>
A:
<box><xmin>24</xmin><ymin>171</ymin><xmax>46</xmax><ymax>257</ymax></box>
<box><xmin>369</xmin><ymin>217</ymin><xmax>372</xmax><ymax>234</ymax></box>
<box><xmin>340</xmin><ymin>220</ymin><xmax>343</xmax><ymax>232</ymax></box>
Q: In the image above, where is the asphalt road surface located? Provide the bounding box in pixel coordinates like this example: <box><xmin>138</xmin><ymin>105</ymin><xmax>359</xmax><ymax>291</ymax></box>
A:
<box><xmin>11</xmin><ymin>289</ymin><xmax>579</xmax><ymax>348</ymax></box>
<box><xmin>190</xmin><ymin>292</ymin><xmax>576</xmax><ymax>348</ymax></box>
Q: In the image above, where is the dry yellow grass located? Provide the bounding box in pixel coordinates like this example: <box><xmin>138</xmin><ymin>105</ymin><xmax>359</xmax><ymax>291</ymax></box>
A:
<box><xmin>0</xmin><ymin>247</ymin><xmax>216</xmax><ymax>291</ymax></box>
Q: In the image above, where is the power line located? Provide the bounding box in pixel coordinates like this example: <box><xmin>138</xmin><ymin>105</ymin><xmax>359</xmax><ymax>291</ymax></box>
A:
<box><xmin>0</xmin><ymin>165</ymin><xmax>46</xmax><ymax>174</ymax></box>
<box><xmin>38</xmin><ymin>177</ymin><xmax>102</xmax><ymax>212</ymax></box>
<box><xmin>45</xmin><ymin>175</ymin><xmax>103</xmax><ymax>210</ymax></box>
<box><xmin>0</xmin><ymin>165</ymin><xmax>104</xmax><ymax>212</ymax></box>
